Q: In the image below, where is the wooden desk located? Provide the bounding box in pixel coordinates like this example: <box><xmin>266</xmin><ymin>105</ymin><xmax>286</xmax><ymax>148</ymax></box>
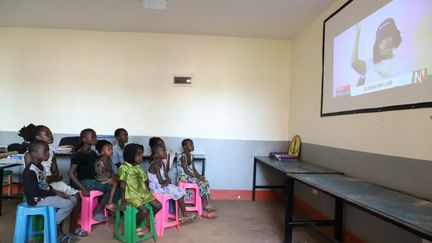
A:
<box><xmin>252</xmin><ymin>156</ymin><xmax>343</xmax><ymax>242</ymax></box>
<box><xmin>289</xmin><ymin>173</ymin><xmax>432</xmax><ymax>242</ymax></box>
<box><xmin>0</xmin><ymin>159</ymin><xmax>23</xmax><ymax>215</ymax></box>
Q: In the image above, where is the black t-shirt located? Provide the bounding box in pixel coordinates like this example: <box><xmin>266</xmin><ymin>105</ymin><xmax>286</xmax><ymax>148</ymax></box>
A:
<box><xmin>71</xmin><ymin>150</ymin><xmax>97</xmax><ymax>180</ymax></box>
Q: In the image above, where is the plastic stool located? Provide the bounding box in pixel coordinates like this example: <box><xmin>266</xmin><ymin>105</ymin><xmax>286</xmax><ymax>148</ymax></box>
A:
<box><xmin>21</xmin><ymin>196</ymin><xmax>45</xmax><ymax>242</ymax></box>
<box><xmin>178</xmin><ymin>182</ymin><xmax>203</xmax><ymax>216</ymax></box>
<box><xmin>153</xmin><ymin>193</ymin><xmax>179</xmax><ymax>237</ymax></box>
<box><xmin>114</xmin><ymin>200</ymin><xmax>157</xmax><ymax>242</ymax></box>
<box><xmin>13</xmin><ymin>203</ymin><xmax>57</xmax><ymax>243</ymax></box>
<box><xmin>78</xmin><ymin>190</ymin><xmax>104</xmax><ymax>233</ymax></box>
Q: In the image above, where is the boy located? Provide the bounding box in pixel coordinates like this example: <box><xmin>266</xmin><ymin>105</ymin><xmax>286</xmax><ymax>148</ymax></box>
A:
<box><xmin>112</xmin><ymin>128</ymin><xmax>128</xmax><ymax>170</ymax></box>
<box><xmin>23</xmin><ymin>140</ymin><xmax>77</xmax><ymax>242</ymax></box>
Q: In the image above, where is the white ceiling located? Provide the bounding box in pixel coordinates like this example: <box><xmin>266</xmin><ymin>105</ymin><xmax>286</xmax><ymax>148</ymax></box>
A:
<box><xmin>0</xmin><ymin>0</ymin><xmax>336</xmax><ymax>40</ymax></box>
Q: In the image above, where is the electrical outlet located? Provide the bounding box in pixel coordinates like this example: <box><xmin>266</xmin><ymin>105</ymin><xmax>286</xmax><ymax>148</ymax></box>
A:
<box><xmin>312</xmin><ymin>189</ymin><xmax>318</xmax><ymax>196</ymax></box>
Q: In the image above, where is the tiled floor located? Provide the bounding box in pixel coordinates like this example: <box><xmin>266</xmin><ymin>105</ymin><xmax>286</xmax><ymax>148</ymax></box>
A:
<box><xmin>0</xmin><ymin>198</ymin><xmax>331</xmax><ymax>243</ymax></box>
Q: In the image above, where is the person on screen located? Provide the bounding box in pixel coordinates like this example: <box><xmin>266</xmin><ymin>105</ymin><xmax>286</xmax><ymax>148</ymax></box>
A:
<box><xmin>351</xmin><ymin>18</ymin><xmax>407</xmax><ymax>86</ymax></box>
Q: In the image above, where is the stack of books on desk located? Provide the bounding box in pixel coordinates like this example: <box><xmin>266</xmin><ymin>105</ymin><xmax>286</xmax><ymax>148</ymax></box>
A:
<box><xmin>269</xmin><ymin>152</ymin><xmax>298</xmax><ymax>161</ymax></box>
<box><xmin>56</xmin><ymin>145</ymin><xmax>73</xmax><ymax>154</ymax></box>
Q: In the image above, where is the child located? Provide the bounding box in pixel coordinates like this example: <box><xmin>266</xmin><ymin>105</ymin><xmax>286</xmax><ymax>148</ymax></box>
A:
<box><xmin>119</xmin><ymin>143</ymin><xmax>161</xmax><ymax>235</ymax></box>
<box><xmin>148</xmin><ymin>137</ymin><xmax>177</xmax><ymax>182</ymax></box>
<box><xmin>19</xmin><ymin>124</ymin><xmax>86</xmax><ymax>237</ymax></box>
<box><xmin>95</xmin><ymin>139</ymin><xmax>118</xmax><ymax>212</ymax></box>
<box><xmin>69</xmin><ymin>129</ymin><xmax>120</xmax><ymax>223</ymax></box>
<box><xmin>177</xmin><ymin>139</ymin><xmax>217</xmax><ymax>219</ymax></box>
<box><xmin>20</xmin><ymin>124</ymin><xmax>79</xmax><ymax>195</ymax></box>
<box><xmin>23</xmin><ymin>140</ymin><xmax>78</xmax><ymax>242</ymax></box>
<box><xmin>148</xmin><ymin>145</ymin><xmax>196</xmax><ymax>224</ymax></box>
<box><xmin>112</xmin><ymin>128</ymin><xmax>128</xmax><ymax>172</ymax></box>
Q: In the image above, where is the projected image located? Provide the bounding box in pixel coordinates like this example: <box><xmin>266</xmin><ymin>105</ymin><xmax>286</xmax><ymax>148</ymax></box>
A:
<box><xmin>332</xmin><ymin>0</ymin><xmax>432</xmax><ymax>97</ymax></box>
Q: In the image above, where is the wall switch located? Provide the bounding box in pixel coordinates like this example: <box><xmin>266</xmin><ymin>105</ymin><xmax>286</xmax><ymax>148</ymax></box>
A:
<box><xmin>312</xmin><ymin>189</ymin><xmax>318</xmax><ymax>196</ymax></box>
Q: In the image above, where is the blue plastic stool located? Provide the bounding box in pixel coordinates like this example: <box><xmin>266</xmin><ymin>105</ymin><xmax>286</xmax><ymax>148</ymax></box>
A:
<box><xmin>13</xmin><ymin>203</ymin><xmax>58</xmax><ymax>243</ymax></box>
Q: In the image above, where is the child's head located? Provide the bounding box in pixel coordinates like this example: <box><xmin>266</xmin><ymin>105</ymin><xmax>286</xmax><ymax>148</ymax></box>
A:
<box><xmin>149</xmin><ymin>137</ymin><xmax>167</xmax><ymax>158</ymax></box>
<box><xmin>114</xmin><ymin>128</ymin><xmax>128</xmax><ymax>144</ymax></box>
<box><xmin>19</xmin><ymin>124</ymin><xmax>53</xmax><ymax>144</ymax></box>
<box><xmin>151</xmin><ymin>144</ymin><xmax>165</xmax><ymax>161</ymax></box>
<box><xmin>123</xmin><ymin>143</ymin><xmax>144</xmax><ymax>165</ymax></box>
<box><xmin>181</xmin><ymin>139</ymin><xmax>194</xmax><ymax>152</ymax></box>
<box><xmin>28</xmin><ymin>140</ymin><xmax>49</xmax><ymax>163</ymax></box>
<box><xmin>149</xmin><ymin>137</ymin><xmax>164</xmax><ymax>148</ymax></box>
<box><xmin>96</xmin><ymin>140</ymin><xmax>113</xmax><ymax>157</ymax></box>
<box><xmin>80</xmin><ymin>128</ymin><xmax>97</xmax><ymax>146</ymax></box>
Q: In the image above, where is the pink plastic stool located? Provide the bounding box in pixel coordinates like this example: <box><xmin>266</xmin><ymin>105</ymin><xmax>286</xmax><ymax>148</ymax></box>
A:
<box><xmin>78</xmin><ymin>190</ymin><xmax>104</xmax><ymax>233</ymax></box>
<box><xmin>178</xmin><ymin>182</ymin><xmax>203</xmax><ymax>216</ymax></box>
<box><xmin>153</xmin><ymin>193</ymin><xmax>180</xmax><ymax>237</ymax></box>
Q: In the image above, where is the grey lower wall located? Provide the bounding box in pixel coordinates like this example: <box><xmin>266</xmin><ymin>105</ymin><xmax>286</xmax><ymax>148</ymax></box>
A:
<box><xmin>295</xmin><ymin>143</ymin><xmax>432</xmax><ymax>243</ymax></box>
<box><xmin>0</xmin><ymin>130</ymin><xmax>287</xmax><ymax>190</ymax></box>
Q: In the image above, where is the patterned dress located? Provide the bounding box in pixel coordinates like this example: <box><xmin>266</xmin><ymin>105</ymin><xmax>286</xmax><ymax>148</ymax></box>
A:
<box><xmin>176</xmin><ymin>153</ymin><xmax>210</xmax><ymax>198</ymax></box>
<box><xmin>119</xmin><ymin>162</ymin><xmax>155</xmax><ymax>208</ymax></box>
<box><xmin>148</xmin><ymin>161</ymin><xmax>186</xmax><ymax>200</ymax></box>
<box><xmin>40</xmin><ymin>150</ymin><xmax>79</xmax><ymax>196</ymax></box>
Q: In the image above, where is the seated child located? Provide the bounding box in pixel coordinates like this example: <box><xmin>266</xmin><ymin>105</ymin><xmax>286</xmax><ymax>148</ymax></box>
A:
<box><xmin>20</xmin><ymin>124</ymin><xmax>79</xmax><ymax>195</ymax></box>
<box><xmin>148</xmin><ymin>137</ymin><xmax>177</xmax><ymax>182</ymax></box>
<box><xmin>111</xmin><ymin>128</ymin><xmax>129</xmax><ymax>172</ymax></box>
<box><xmin>148</xmin><ymin>145</ymin><xmax>196</xmax><ymax>224</ymax></box>
<box><xmin>177</xmin><ymin>138</ymin><xmax>217</xmax><ymax>219</ymax></box>
<box><xmin>69</xmin><ymin>129</ymin><xmax>120</xmax><ymax>223</ymax></box>
<box><xmin>23</xmin><ymin>140</ymin><xmax>78</xmax><ymax>242</ymax></box>
<box><xmin>20</xmin><ymin>124</ymin><xmax>86</xmax><ymax>237</ymax></box>
<box><xmin>119</xmin><ymin>143</ymin><xmax>162</xmax><ymax>235</ymax></box>
<box><xmin>95</xmin><ymin>139</ymin><xmax>118</xmax><ymax>211</ymax></box>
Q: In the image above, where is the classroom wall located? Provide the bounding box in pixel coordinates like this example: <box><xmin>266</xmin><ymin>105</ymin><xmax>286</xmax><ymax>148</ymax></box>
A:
<box><xmin>289</xmin><ymin>0</ymin><xmax>431</xmax><ymax>242</ymax></box>
<box><xmin>0</xmin><ymin>27</ymin><xmax>292</xmax><ymax>191</ymax></box>
<box><xmin>0</xmin><ymin>27</ymin><xmax>291</xmax><ymax>141</ymax></box>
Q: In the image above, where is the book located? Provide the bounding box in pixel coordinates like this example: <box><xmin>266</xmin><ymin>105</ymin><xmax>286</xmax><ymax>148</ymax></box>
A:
<box><xmin>269</xmin><ymin>152</ymin><xmax>298</xmax><ymax>161</ymax></box>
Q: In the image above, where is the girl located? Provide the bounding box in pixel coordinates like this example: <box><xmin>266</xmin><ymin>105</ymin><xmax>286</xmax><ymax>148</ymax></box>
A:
<box><xmin>95</xmin><ymin>139</ymin><xmax>118</xmax><ymax>212</ymax></box>
<box><xmin>69</xmin><ymin>129</ymin><xmax>119</xmax><ymax>223</ymax></box>
<box><xmin>119</xmin><ymin>143</ymin><xmax>161</xmax><ymax>235</ymax></box>
<box><xmin>177</xmin><ymin>139</ymin><xmax>217</xmax><ymax>219</ymax></box>
<box><xmin>149</xmin><ymin>137</ymin><xmax>177</xmax><ymax>182</ymax></box>
<box><xmin>148</xmin><ymin>145</ymin><xmax>196</xmax><ymax>224</ymax></box>
<box><xmin>19</xmin><ymin>124</ymin><xmax>87</xmax><ymax>238</ymax></box>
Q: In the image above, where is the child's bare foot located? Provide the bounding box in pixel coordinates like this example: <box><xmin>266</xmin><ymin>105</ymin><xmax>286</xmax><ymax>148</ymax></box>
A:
<box><xmin>204</xmin><ymin>204</ymin><xmax>216</xmax><ymax>212</ymax></box>
<box><xmin>136</xmin><ymin>227</ymin><xmax>150</xmax><ymax>236</ymax></box>
<box><xmin>105</xmin><ymin>203</ymin><xmax>117</xmax><ymax>212</ymax></box>
<box><xmin>202</xmin><ymin>211</ymin><xmax>217</xmax><ymax>219</ymax></box>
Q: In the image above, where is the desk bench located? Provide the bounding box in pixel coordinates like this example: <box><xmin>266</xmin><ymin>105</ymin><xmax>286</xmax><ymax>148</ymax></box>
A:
<box><xmin>290</xmin><ymin>173</ymin><xmax>432</xmax><ymax>242</ymax></box>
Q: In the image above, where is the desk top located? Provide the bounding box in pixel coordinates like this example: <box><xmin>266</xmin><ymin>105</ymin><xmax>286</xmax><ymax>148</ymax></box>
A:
<box><xmin>255</xmin><ymin>156</ymin><xmax>342</xmax><ymax>174</ymax></box>
<box><xmin>290</xmin><ymin>173</ymin><xmax>432</xmax><ymax>237</ymax></box>
<box><xmin>0</xmin><ymin>158</ymin><xmax>23</xmax><ymax>169</ymax></box>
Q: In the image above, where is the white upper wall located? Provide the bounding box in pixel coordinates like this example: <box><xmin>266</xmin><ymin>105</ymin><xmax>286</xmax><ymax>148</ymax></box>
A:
<box><xmin>289</xmin><ymin>1</ymin><xmax>432</xmax><ymax>161</ymax></box>
<box><xmin>0</xmin><ymin>27</ymin><xmax>291</xmax><ymax>141</ymax></box>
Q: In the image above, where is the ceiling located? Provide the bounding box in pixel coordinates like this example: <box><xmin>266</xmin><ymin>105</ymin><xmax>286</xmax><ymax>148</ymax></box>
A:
<box><xmin>0</xmin><ymin>0</ymin><xmax>336</xmax><ymax>40</ymax></box>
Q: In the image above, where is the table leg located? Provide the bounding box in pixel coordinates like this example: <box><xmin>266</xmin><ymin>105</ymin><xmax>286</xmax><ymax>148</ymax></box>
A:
<box><xmin>252</xmin><ymin>158</ymin><xmax>257</xmax><ymax>201</ymax></box>
<box><xmin>0</xmin><ymin>168</ymin><xmax>3</xmax><ymax>216</ymax></box>
<box><xmin>285</xmin><ymin>175</ymin><xmax>294</xmax><ymax>243</ymax></box>
<box><xmin>334</xmin><ymin>198</ymin><xmax>343</xmax><ymax>242</ymax></box>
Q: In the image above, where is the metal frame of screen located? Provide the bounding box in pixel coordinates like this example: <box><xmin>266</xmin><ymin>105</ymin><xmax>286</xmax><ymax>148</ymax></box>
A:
<box><xmin>320</xmin><ymin>0</ymin><xmax>432</xmax><ymax>117</ymax></box>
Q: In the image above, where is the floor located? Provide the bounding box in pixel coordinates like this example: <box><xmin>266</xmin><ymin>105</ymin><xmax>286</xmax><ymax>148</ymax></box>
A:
<box><xmin>0</xmin><ymin>198</ymin><xmax>332</xmax><ymax>243</ymax></box>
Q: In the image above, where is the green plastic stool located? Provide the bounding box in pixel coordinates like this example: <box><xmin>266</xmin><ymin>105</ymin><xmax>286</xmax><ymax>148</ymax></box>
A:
<box><xmin>114</xmin><ymin>200</ymin><xmax>157</xmax><ymax>242</ymax></box>
<box><xmin>22</xmin><ymin>196</ymin><xmax>45</xmax><ymax>242</ymax></box>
